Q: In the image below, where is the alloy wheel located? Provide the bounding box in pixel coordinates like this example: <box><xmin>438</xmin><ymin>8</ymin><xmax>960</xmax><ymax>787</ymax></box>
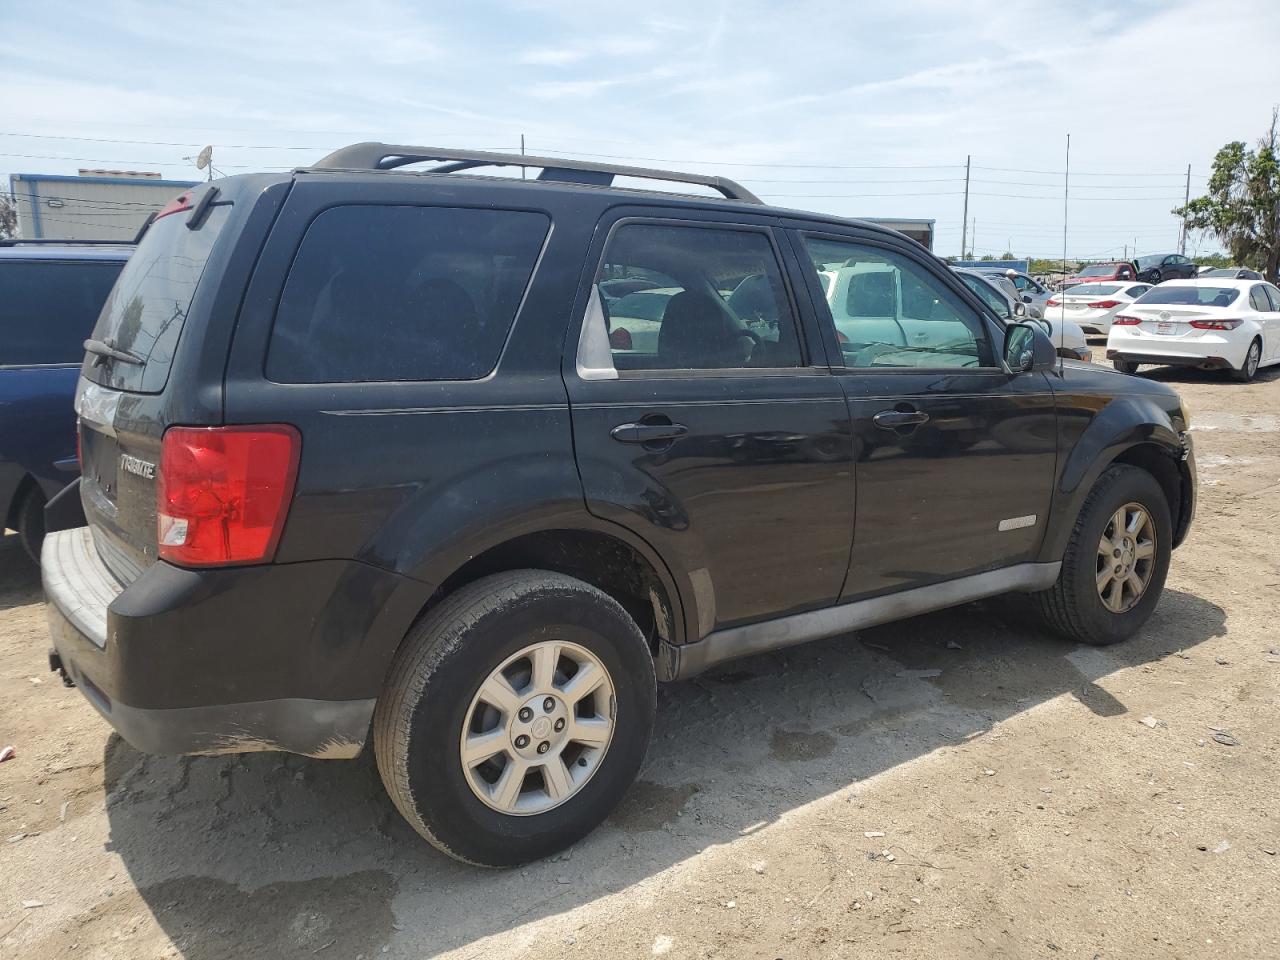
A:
<box><xmin>1095</xmin><ymin>502</ymin><xmax>1156</xmax><ymax>614</ymax></box>
<box><xmin>460</xmin><ymin>640</ymin><xmax>616</xmax><ymax>816</ymax></box>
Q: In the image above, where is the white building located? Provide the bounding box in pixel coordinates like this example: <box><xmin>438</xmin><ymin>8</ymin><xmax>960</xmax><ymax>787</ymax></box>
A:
<box><xmin>9</xmin><ymin>170</ymin><xmax>197</xmax><ymax>242</ymax></box>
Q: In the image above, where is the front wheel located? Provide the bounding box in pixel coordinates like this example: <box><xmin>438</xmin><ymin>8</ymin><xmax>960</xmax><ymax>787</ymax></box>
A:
<box><xmin>1231</xmin><ymin>339</ymin><xmax>1261</xmax><ymax>382</ymax></box>
<box><xmin>373</xmin><ymin>570</ymin><xmax>656</xmax><ymax>866</ymax></box>
<box><xmin>1032</xmin><ymin>464</ymin><xmax>1171</xmax><ymax>646</ymax></box>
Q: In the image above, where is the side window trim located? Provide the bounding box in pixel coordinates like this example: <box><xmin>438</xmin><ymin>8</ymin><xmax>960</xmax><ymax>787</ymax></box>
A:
<box><xmin>790</xmin><ymin>228</ymin><xmax>1004</xmax><ymax>373</ymax></box>
<box><xmin>579</xmin><ymin>214</ymin><xmax>814</xmax><ymax>380</ymax></box>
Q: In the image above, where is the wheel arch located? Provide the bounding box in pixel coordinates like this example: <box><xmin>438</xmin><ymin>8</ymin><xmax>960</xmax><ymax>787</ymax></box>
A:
<box><xmin>1041</xmin><ymin>396</ymin><xmax>1191</xmax><ymax>561</ymax></box>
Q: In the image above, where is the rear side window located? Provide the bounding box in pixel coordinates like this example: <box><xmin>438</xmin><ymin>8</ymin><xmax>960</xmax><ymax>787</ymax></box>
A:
<box><xmin>1</xmin><ymin>259</ymin><xmax>124</xmax><ymax>366</ymax></box>
<box><xmin>85</xmin><ymin>206</ymin><xmax>231</xmax><ymax>393</ymax></box>
<box><xmin>1249</xmin><ymin>285</ymin><xmax>1270</xmax><ymax>312</ymax></box>
<box><xmin>268</xmin><ymin>205</ymin><xmax>549</xmax><ymax>383</ymax></box>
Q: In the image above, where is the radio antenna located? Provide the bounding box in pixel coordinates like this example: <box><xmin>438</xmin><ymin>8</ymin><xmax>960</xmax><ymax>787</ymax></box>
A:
<box><xmin>1061</xmin><ymin>133</ymin><xmax>1070</xmax><ymax>374</ymax></box>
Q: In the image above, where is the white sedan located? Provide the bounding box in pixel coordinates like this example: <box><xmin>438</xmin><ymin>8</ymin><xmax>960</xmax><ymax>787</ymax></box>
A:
<box><xmin>1107</xmin><ymin>279</ymin><xmax>1280</xmax><ymax>382</ymax></box>
<box><xmin>1044</xmin><ymin>281</ymin><xmax>1153</xmax><ymax>335</ymax></box>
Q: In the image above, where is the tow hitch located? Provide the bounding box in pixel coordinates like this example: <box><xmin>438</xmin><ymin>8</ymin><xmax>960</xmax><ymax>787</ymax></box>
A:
<box><xmin>48</xmin><ymin>650</ymin><xmax>75</xmax><ymax>688</ymax></box>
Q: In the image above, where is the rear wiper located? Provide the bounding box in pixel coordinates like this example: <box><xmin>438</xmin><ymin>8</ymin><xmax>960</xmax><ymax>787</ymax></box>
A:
<box><xmin>84</xmin><ymin>338</ymin><xmax>144</xmax><ymax>366</ymax></box>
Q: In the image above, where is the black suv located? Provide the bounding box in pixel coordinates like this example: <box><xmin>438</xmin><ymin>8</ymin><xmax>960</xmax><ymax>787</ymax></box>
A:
<box><xmin>43</xmin><ymin>143</ymin><xmax>1196</xmax><ymax>867</ymax></box>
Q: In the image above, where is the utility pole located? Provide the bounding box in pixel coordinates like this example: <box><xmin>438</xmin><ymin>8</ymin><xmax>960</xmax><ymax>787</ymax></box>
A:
<box><xmin>1179</xmin><ymin>163</ymin><xmax>1191</xmax><ymax>255</ymax></box>
<box><xmin>960</xmin><ymin>155</ymin><xmax>971</xmax><ymax>258</ymax></box>
<box><xmin>520</xmin><ymin>134</ymin><xmax>526</xmax><ymax>180</ymax></box>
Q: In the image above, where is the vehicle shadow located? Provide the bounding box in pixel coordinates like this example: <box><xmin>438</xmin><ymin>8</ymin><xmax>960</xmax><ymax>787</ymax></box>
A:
<box><xmin>1135</xmin><ymin>364</ymin><xmax>1280</xmax><ymax>385</ymax></box>
<box><xmin>0</xmin><ymin>537</ymin><xmax>41</xmax><ymax>613</ymax></box>
<box><xmin>85</xmin><ymin>586</ymin><xmax>1225</xmax><ymax>959</ymax></box>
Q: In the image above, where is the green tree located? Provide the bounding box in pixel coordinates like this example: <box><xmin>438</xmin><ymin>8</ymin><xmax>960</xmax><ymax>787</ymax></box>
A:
<box><xmin>1176</xmin><ymin>108</ymin><xmax>1280</xmax><ymax>281</ymax></box>
<box><xmin>0</xmin><ymin>192</ymin><xmax>16</xmax><ymax>240</ymax></box>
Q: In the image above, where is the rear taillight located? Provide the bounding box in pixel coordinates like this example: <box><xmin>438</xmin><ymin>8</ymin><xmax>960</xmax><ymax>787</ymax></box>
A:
<box><xmin>1046</xmin><ymin>298</ymin><xmax>1061</xmax><ymax>307</ymax></box>
<box><xmin>1113</xmin><ymin>316</ymin><xmax>1142</xmax><ymax>326</ymax></box>
<box><xmin>1087</xmin><ymin>300</ymin><xmax>1121</xmax><ymax>309</ymax></box>
<box><xmin>157</xmin><ymin>425</ymin><xmax>300</xmax><ymax>567</ymax></box>
<box><xmin>154</xmin><ymin>191</ymin><xmax>194</xmax><ymax>221</ymax></box>
<box><xmin>1189</xmin><ymin>318</ymin><xmax>1242</xmax><ymax>330</ymax></box>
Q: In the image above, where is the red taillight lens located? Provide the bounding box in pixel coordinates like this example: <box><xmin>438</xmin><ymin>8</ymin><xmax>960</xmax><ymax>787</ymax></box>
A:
<box><xmin>154</xmin><ymin>191</ymin><xmax>194</xmax><ymax>221</ymax></box>
<box><xmin>1189</xmin><ymin>318</ymin><xmax>1243</xmax><ymax>330</ymax></box>
<box><xmin>1112</xmin><ymin>316</ymin><xmax>1142</xmax><ymax>326</ymax></box>
<box><xmin>1046</xmin><ymin>298</ymin><xmax>1061</xmax><ymax>307</ymax></box>
<box><xmin>157</xmin><ymin>425</ymin><xmax>301</xmax><ymax>567</ymax></box>
<box><xmin>1087</xmin><ymin>300</ymin><xmax>1121</xmax><ymax>309</ymax></box>
<box><xmin>609</xmin><ymin>326</ymin><xmax>633</xmax><ymax>350</ymax></box>
<box><xmin>836</xmin><ymin>329</ymin><xmax>850</xmax><ymax>344</ymax></box>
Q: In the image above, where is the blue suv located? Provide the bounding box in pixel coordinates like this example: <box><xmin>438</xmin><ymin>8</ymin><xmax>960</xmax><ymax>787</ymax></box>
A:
<box><xmin>1</xmin><ymin>241</ymin><xmax>129</xmax><ymax>559</ymax></box>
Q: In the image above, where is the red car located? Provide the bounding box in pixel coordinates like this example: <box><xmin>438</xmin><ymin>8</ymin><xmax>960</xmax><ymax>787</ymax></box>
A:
<box><xmin>1064</xmin><ymin>260</ymin><xmax>1139</xmax><ymax>287</ymax></box>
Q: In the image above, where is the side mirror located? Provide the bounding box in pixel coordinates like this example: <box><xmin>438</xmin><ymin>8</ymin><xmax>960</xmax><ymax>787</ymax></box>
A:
<box><xmin>1022</xmin><ymin>294</ymin><xmax>1034</xmax><ymax>303</ymax></box>
<box><xmin>1003</xmin><ymin>321</ymin><xmax>1057</xmax><ymax>374</ymax></box>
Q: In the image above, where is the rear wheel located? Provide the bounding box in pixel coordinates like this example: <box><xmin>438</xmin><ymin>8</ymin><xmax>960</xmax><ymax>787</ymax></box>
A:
<box><xmin>1032</xmin><ymin>464</ymin><xmax>1171</xmax><ymax>646</ymax></box>
<box><xmin>1231</xmin><ymin>339</ymin><xmax>1261</xmax><ymax>382</ymax></box>
<box><xmin>1113</xmin><ymin>359</ymin><xmax>1140</xmax><ymax>374</ymax></box>
<box><xmin>15</xmin><ymin>485</ymin><xmax>47</xmax><ymax>563</ymax></box>
<box><xmin>373</xmin><ymin>570</ymin><xmax>656</xmax><ymax>866</ymax></box>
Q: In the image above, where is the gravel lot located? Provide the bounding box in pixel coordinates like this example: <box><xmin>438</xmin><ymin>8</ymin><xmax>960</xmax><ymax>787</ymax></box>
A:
<box><xmin>2</xmin><ymin>361</ymin><xmax>1278</xmax><ymax>960</ymax></box>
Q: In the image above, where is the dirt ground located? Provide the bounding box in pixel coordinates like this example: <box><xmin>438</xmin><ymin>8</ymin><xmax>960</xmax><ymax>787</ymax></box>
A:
<box><xmin>2</xmin><ymin>361</ymin><xmax>1278</xmax><ymax>960</ymax></box>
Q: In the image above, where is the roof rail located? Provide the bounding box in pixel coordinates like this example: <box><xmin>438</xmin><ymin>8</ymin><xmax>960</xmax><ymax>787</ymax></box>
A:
<box><xmin>0</xmin><ymin>238</ymin><xmax>135</xmax><ymax>247</ymax></box>
<box><xmin>309</xmin><ymin>141</ymin><xmax>762</xmax><ymax>204</ymax></box>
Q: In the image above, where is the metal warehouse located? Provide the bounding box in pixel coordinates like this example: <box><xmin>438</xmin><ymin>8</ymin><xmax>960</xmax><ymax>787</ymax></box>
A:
<box><xmin>9</xmin><ymin>170</ymin><xmax>196</xmax><ymax>241</ymax></box>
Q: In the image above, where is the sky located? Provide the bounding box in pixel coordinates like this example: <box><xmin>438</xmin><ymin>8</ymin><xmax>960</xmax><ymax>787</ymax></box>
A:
<box><xmin>3</xmin><ymin>0</ymin><xmax>1279</xmax><ymax>261</ymax></box>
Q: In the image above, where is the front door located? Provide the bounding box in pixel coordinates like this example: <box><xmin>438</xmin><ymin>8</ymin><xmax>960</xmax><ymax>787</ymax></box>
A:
<box><xmin>789</xmin><ymin>230</ymin><xmax>1059</xmax><ymax>600</ymax></box>
<box><xmin>566</xmin><ymin>214</ymin><xmax>855</xmax><ymax>639</ymax></box>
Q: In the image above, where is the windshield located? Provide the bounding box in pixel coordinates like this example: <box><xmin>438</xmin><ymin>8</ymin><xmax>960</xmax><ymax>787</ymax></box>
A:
<box><xmin>1136</xmin><ymin>285</ymin><xmax>1239</xmax><ymax>306</ymax></box>
<box><xmin>1064</xmin><ymin>283</ymin><xmax>1121</xmax><ymax>296</ymax></box>
<box><xmin>1133</xmin><ymin>255</ymin><xmax>1166</xmax><ymax>270</ymax></box>
<box><xmin>1077</xmin><ymin>263</ymin><xmax>1116</xmax><ymax>276</ymax></box>
<box><xmin>82</xmin><ymin>205</ymin><xmax>230</xmax><ymax>393</ymax></box>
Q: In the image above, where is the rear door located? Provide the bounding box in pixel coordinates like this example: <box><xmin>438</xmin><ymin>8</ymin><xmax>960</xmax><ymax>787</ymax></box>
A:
<box><xmin>788</xmin><ymin>227</ymin><xmax>1058</xmax><ymax>600</ymax></box>
<box><xmin>566</xmin><ymin>209</ymin><xmax>854</xmax><ymax>639</ymax></box>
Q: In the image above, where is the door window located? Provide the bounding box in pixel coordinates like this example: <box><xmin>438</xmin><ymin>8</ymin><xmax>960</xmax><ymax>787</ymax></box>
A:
<box><xmin>800</xmin><ymin>236</ymin><xmax>992</xmax><ymax>369</ymax></box>
<box><xmin>1</xmin><ymin>259</ymin><xmax>123</xmax><ymax>366</ymax></box>
<box><xmin>1265</xmin><ymin>285</ymin><xmax>1280</xmax><ymax>312</ymax></box>
<box><xmin>595</xmin><ymin>223</ymin><xmax>803</xmax><ymax>372</ymax></box>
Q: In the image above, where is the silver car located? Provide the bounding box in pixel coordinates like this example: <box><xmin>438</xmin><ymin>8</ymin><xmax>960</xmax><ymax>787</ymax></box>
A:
<box><xmin>979</xmin><ymin>268</ymin><xmax>1052</xmax><ymax>319</ymax></box>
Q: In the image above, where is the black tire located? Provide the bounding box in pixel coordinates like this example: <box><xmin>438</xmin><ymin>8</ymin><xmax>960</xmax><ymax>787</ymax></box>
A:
<box><xmin>373</xmin><ymin>570</ymin><xmax>656</xmax><ymax>867</ymax></box>
<box><xmin>1113</xmin><ymin>359</ymin><xmax>1140</xmax><ymax>375</ymax></box>
<box><xmin>1231</xmin><ymin>338</ymin><xmax>1261</xmax><ymax>382</ymax></box>
<box><xmin>15</xmin><ymin>485</ymin><xmax>46</xmax><ymax>563</ymax></box>
<box><xmin>1148</xmin><ymin>269</ymin><xmax>1162</xmax><ymax>284</ymax></box>
<box><xmin>1032</xmin><ymin>464</ymin><xmax>1171</xmax><ymax>646</ymax></box>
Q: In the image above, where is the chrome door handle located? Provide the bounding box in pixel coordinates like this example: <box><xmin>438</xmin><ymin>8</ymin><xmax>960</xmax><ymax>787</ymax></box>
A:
<box><xmin>610</xmin><ymin>422</ymin><xmax>689</xmax><ymax>444</ymax></box>
<box><xmin>872</xmin><ymin>409</ymin><xmax>930</xmax><ymax>429</ymax></box>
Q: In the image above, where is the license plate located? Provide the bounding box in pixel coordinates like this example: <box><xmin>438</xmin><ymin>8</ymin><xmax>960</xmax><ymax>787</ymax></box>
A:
<box><xmin>1155</xmin><ymin>322</ymin><xmax>1176</xmax><ymax>335</ymax></box>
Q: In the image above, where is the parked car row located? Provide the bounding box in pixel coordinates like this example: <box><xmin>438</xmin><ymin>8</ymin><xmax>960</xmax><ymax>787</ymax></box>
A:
<box><xmin>1062</xmin><ymin>253</ymin><xmax>1200</xmax><ymax>290</ymax></box>
<box><xmin>1107</xmin><ymin>278</ymin><xmax>1280</xmax><ymax>382</ymax></box>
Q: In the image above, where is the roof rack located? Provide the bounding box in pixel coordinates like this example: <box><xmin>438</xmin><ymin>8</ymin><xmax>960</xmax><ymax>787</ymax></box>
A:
<box><xmin>0</xmin><ymin>237</ymin><xmax>135</xmax><ymax>247</ymax></box>
<box><xmin>309</xmin><ymin>142</ymin><xmax>761</xmax><ymax>204</ymax></box>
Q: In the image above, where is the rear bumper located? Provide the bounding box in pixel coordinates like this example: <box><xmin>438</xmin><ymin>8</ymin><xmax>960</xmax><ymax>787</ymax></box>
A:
<box><xmin>42</xmin><ymin>527</ymin><xmax>428</xmax><ymax>758</ymax></box>
<box><xmin>1106</xmin><ymin>331</ymin><xmax>1250</xmax><ymax>370</ymax></box>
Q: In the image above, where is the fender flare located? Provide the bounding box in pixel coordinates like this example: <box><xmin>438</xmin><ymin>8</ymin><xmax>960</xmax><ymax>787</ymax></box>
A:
<box><xmin>1039</xmin><ymin>395</ymin><xmax>1186</xmax><ymax>563</ymax></box>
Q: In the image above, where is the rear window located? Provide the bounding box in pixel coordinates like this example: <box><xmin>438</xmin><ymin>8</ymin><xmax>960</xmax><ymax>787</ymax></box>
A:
<box><xmin>1135</xmin><ymin>285</ymin><xmax>1240</xmax><ymax>306</ymax></box>
<box><xmin>1065</xmin><ymin>283</ymin><xmax>1121</xmax><ymax>296</ymax></box>
<box><xmin>84</xmin><ymin>205</ymin><xmax>231</xmax><ymax>393</ymax></box>
<box><xmin>267</xmin><ymin>205</ymin><xmax>550</xmax><ymax>383</ymax></box>
<box><xmin>0</xmin><ymin>259</ymin><xmax>124</xmax><ymax>366</ymax></box>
